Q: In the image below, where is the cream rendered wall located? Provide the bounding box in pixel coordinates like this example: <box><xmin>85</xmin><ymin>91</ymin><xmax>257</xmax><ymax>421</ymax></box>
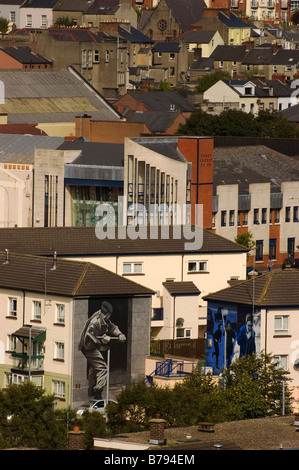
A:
<box><xmin>265</xmin><ymin>307</ymin><xmax>299</xmax><ymax>411</ymax></box>
<box><xmin>186</xmin><ymin>31</ymin><xmax>224</xmax><ymax>57</ymax></box>
<box><xmin>0</xmin><ymin>163</ymin><xmax>33</xmax><ymax>228</ymax></box>
<box><xmin>124</xmin><ymin>138</ymin><xmax>188</xmax><ymax>225</ymax></box>
<box><xmin>214</xmin><ymin>184</ymin><xmax>239</xmax><ymax>241</ymax></box>
<box><xmin>203</xmin><ymin>81</ymin><xmax>240</xmax><ymax>107</ymax></box>
<box><xmin>160</xmin><ymin>287</ymin><xmax>200</xmax><ymax>341</ymax></box>
<box><xmin>0</xmin><ymin>287</ymin><xmax>73</xmax><ymax>406</ymax></box>
<box><xmin>66</xmin><ymin>250</ymin><xmax>247</xmax><ymax>328</ymax></box>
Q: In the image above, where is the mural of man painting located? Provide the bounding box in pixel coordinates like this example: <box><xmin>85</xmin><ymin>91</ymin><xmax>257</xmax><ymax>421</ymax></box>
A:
<box><xmin>78</xmin><ymin>301</ymin><xmax>126</xmax><ymax>399</ymax></box>
<box><xmin>237</xmin><ymin>313</ymin><xmax>256</xmax><ymax>358</ymax></box>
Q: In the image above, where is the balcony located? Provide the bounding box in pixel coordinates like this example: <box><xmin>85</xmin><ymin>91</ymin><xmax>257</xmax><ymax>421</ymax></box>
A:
<box><xmin>251</xmin><ymin>0</ymin><xmax>259</xmax><ymax>7</ymax></box>
<box><xmin>11</xmin><ymin>326</ymin><xmax>46</xmax><ymax>374</ymax></box>
<box><xmin>11</xmin><ymin>352</ymin><xmax>44</xmax><ymax>372</ymax></box>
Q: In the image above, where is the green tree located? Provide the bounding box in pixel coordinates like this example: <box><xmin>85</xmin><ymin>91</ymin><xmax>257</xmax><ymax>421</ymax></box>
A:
<box><xmin>196</xmin><ymin>71</ymin><xmax>231</xmax><ymax>93</ymax></box>
<box><xmin>291</xmin><ymin>9</ymin><xmax>299</xmax><ymax>25</ymax></box>
<box><xmin>234</xmin><ymin>231</ymin><xmax>256</xmax><ymax>258</ymax></box>
<box><xmin>0</xmin><ymin>383</ymin><xmax>69</xmax><ymax>449</ymax></box>
<box><xmin>221</xmin><ymin>352</ymin><xmax>292</xmax><ymax>419</ymax></box>
<box><xmin>177</xmin><ymin>108</ymin><xmax>299</xmax><ymax>138</ymax></box>
<box><xmin>0</xmin><ymin>17</ymin><xmax>9</xmax><ymax>34</ymax></box>
<box><xmin>55</xmin><ymin>16</ymin><xmax>76</xmax><ymax>27</ymax></box>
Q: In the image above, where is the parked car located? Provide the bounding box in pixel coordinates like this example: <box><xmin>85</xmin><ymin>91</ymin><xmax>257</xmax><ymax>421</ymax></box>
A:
<box><xmin>76</xmin><ymin>398</ymin><xmax>117</xmax><ymax>416</ymax></box>
<box><xmin>282</xmin><ymin>257</ymin><xmax>299</xmax><ymax>270</ymax></box>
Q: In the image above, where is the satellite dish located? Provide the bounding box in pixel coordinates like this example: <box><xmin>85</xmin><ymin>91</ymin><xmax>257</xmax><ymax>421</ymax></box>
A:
<box><xmin>294</xmin><ymin>359</ymin><xmax>299</xmax><ymax>368</ymax></box>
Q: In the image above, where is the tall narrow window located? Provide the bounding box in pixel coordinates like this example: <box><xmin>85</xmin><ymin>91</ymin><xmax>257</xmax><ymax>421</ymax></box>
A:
<box><xmin>254</xmin><ymin>208</ymin><xmax>259</xmax><ymax>224</ymax></box>
<box><xmin>44</xmin><ymin>175</ymin><xmax>49</xmax><ymax>227</ymax></box>
<box><xmin>8</xmin><ymin>297</ymin><xmax>17</xmax><ymax>317</ymax></box>
<box><xmin>269</xmin><ymin>238</ymin><xmax>276</xmax><ymax>260</ymax></box>
<box><xmin>256</xmin><ymin>240</ymin><xmax>263</xmax><ymax>261</ymax></box>
<box><xmin>33</xmin><ymin>301</ymin><xmax>41</xmax><ymax>321</ymax></box>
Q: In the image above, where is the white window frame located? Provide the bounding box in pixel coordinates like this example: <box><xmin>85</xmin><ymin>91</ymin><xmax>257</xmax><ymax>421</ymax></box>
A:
<box><xmin>8</xmin><ymin>297</ymin><xmax>17</xmax><ymax>317</ymax></box>
<box><xmin>105</xmin><ymin>50</ymin><xmax>110</xmax><ymax>63</ymax></box>
<box><xmin>176</xmin><ymin>327</ymin><xmax>192</xmax><ymax>338</ymax></box>
<box><xmin>274</xmin><ymin>315</ymin><xmax>289</xmax><ymax>335</ymax></box>
<box><xmin>188</xmin><ymin>260</ymin><xmax>208</xmax><ymax>273</ymax></box>
<box><xmin>10</xmin><ymin>11</ymin><xmax>16</xmax><ymax>22</ymax></box>
<box><xmin>274</xmin><ymin>354</ymin><xmax>288</xmax><ymax>371</ymax></box>
<box><xmin>26</xmin><ymin>14</ymin><xmax>32</xmax><ymax>27</ymax></box>
<box><xmin>93</xmin><ymin>50</ymin><xmax>99</xmax><ymax>63</ymax></box>
<box><xmin>33</xmin><ymin>300</ymin><xmax>41</xmax><ymax>321</ymax></box>
<box><xmin>41</xmin><ymin>14</ymin><xmax>47</xmax><ymax>27</ymax></box>
<box><xmin>56</xmin><ymin>304</ymin><xmax>65</xmax><ymax>324</ymax></box>
<box><xmin>53</xmin><ymin>380</ymin><xmax>65</xmax><ymax>398</ymax></box>
<box><xmin>123</xmin><ymin>262</ymin><xmax>143</xmax><ymax>274</ymax></box>
<box><xmin>55</xmin><ymin>342</ymin><xmax>65</xmax><ymax>360</ymax></box>
<box><xmin>81</xmin><ymin>49</ymin><xmax>86</xmax><ymax>68</ymax></box>
<box><xmin>7</xmin><ymin>334</ymin><xmax>16</xmax><ymax>351</ymax></box>
<box><xmin>87</xmin><ymin>49</ymin><xmax>92</xmax><ymax>68</ymax></box>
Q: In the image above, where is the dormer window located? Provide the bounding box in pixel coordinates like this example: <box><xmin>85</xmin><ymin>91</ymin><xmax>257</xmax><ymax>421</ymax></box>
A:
<box><xmin>245</xmin><ymin>87</ymin><xmax>253</xmax><ymax>95</ymax></box>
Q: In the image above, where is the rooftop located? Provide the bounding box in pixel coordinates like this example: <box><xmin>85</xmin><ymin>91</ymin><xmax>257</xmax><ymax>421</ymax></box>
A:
<box><xmin>0</xmin><ymin>67</ymin><xmax>121</xmax><ymax>124</ymax></box>
<box><xmin>0</xmin><ymin>251</ymin><xmax>153</xmax><ymax>297</ymax></box>
<box><xmin>0</xmin><ymin>226</ymin><xmax>248</xmax><ymax>257</ymax></box>
<box><xmin>203</xmin><ymin>270</ymin><xmax>299</xmax><ymax>307</ymax></box>
<box><xmin>213</xmin><ymin>144</ymin><xmax>299</xmax><ymax>191</ymax></box>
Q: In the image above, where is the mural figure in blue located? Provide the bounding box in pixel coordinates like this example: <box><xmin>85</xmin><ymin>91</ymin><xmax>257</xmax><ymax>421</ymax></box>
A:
<box><xmin>206</xmin><ymin>302</ymin><xmax>260</xmax><ymax>375</ymax></box>
<box><xmin>237</xmin><ymin>313</ymin><xmax>256</xmax><ymax>358</ymax></box>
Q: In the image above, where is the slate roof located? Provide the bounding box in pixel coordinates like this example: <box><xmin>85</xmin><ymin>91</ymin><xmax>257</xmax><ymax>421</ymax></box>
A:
<box><xmin>241</xmin><ymin>47</ymin><xmax>273</xmax><ymax>65</ymax></box>
<box><xmin>203</xmin><ymin>271</ymin><xmax>299</xmax><ymax>307</ymax></box>
<box><xmin>213</xmin><ymin>144</ymin><xmax>299</xmax><ymax>191</ymax></box>
<box><xmin>132</xmin><ymin>136</ymin><xmax>187</xmax><ymax>162</ymax></box>
<box><xmin>125</xmin><ymin>110</ymin><xmax>182</xmax><ymax>133</ymax></box>
<box><xmin>0</xmin><ymin>226</ymin><xmax>248</xmax><ymax>257</ymax></box>
<box><xmin>48</xmin><ymin>28</ymin><xmax>104</xmax><ymax>43</ymax></box>
<box><xmin>153</xmin><ymin>42</ymin><xmax>180</xmax><ymax>53</ymax></box>
<box><xmin>0</xmin><ymin>251</ymin><xmax>153</xmax><ymax>297</ymax></box>
<box><xmin>163</xmin><ymin>281</ymin><xmax>201</xmax><ymax>295</ymax></box>
<box><xmin>210</xmin><ymin>45</ymin><xmax>247</xmax><ymax>61</ymax></box>
<box><xmin>165</xmin><ymin>0</ymin><xmax>206</xmax><ymax>32</ymax></box>
<box><xmin>189</xmin><ymin>57</ymin><xmax>214</xmax><ymax>72</ymax></box>
<box><xmin>21</xmin><ymin>0</ymin><xmax>59</xmax><ymax>8</ymax></box>
<box><xmin>84</xmin><ymin>0</ymin><xmax>119</xmax><ymax>15</ymax></box>
<box><xmin>0</xmin><ymin>46</ymin><xmax>52</xmax><ymax>64</ymax></box>
<box><xmin>218</xmin><ymin>11</ymin><xmax>250</xmax><ymax>29</ymax></box>
<box><xmin>181</xmin><ymin>30</ymin><xmax>217</xmax><ymax>44</ymax></box>
<box><xmin>118</xmin><ymin>25</ymin><xmax>153</xmax><ymax>44</ymax></box>
<box><xmin>0</xmin><ymin>134</ymin><xmax>64</xmax><ymax>158</ymax></box>
<box><xmin>58</xmin><ymin>141</ymin><xmax>124</xmax><ymax>166</ymax></box>
<box><xmin>119</xmin><ymin>91</ymin><xmax>194</xmax><ymax>112</ymax></box>
<box><xmin>282</xmin><ymin>103</ymin><xmax>299</xmax><ymax>122</ymax></box>
<box><xmin>268</xmin><ymin>49</ymin><xmax>299</xmax><ymax>65</ymax></box>
<box><xmin>53</xmin><ymin>0</ymin><xmax>90</xmax><ymax>11</ymax></box>
<box><xmin>0</xmin><ymin>67</ymin><xmax>121</xmax><ymax>124</ymax></box>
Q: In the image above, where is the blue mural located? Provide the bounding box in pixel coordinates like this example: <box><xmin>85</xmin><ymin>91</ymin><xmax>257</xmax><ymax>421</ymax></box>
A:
<box><xmin>206</xmin><ymin>302</ymin><xmax>260</xmax><ymax>375</ymax></box>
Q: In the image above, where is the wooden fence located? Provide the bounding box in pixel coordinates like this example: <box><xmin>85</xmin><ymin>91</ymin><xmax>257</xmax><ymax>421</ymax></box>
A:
<box><xmin>152</xmin><ymin>338</ymin><xmax>206</xmax><ymax>360</ymax></box>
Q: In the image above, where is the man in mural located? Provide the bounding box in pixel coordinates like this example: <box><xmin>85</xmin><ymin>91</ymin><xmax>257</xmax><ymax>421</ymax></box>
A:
<box><xmin>78</xmin><ymin>301</ymin><xmax>126</xmax><ymax>399</ymax></box>
<box><xmin>212</xmin><ymin>323</ymin><xmax>223</xmax><ymax>369</ymax></box>
<box><xmin>225</xmin><ymin>320</ymin><xmax>236</xmax><ymax>367</ymax></box>
<box><xmin>237</xmin><ymin>314</ymin><xmax>256</xmax><ymax>358</ymax></box>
